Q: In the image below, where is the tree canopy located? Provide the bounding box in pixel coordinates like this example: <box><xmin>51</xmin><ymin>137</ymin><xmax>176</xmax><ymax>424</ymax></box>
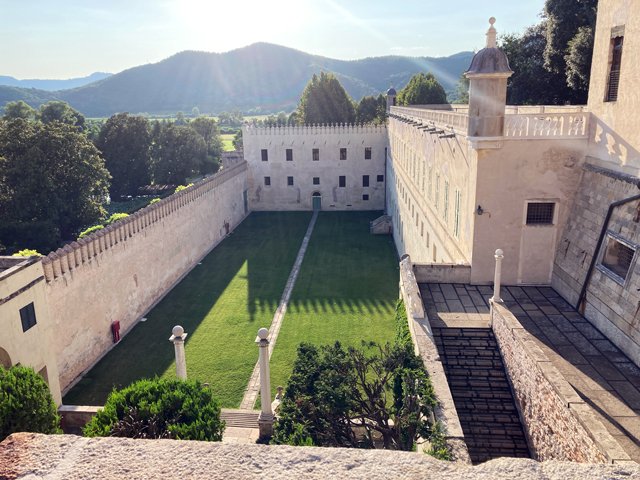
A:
<box><xmin>355</xmin><ymin>95</ymin><xmax>386</xmax><ymax>124</ymax></box>
<box><xmin>0</xmin><ymin>118</ymin><xmax>110</xmax><ymax>252</ymax></box>
<box><xmin>2</xmin><ymin>100</ymin><xmax>35</xmax><ymax>121</ymax></box>
<box><xmin>397</xmin><ymin>73</ymin><xmax>447</xmax><ymax>106</ymax></box>
<box><xmin>296</xmin><ymin>72</ymin><xmax>356</xmax><ymax>124</ymax></box>
<box><xmin>96</xmin><ymin>113</ymin><xmax>151</xmax><ymax>200</ymax></box>
<box><xmin>150</xmin><ymin>124</ymin><xmax>207</xmax><ymax>184</ymax></box>
<box><xmin>38</xmin><ymin>100</ymin><xmax>86</xmax><ymax>130</ymax></box>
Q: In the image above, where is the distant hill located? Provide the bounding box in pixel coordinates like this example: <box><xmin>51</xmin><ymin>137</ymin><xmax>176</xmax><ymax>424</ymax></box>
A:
<box><xmin>0</xmin><ymin>44</ymin><xmax>474</xmax><ymax>117</ymax></box>
<box><xmin>0</xmin><ymin>72</ymin><xmax>112</xmax><ymax>91</ymax></box>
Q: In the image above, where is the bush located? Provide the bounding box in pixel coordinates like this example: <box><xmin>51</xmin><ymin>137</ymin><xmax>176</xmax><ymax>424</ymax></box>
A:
<box><xmin>83</xmin><ymin>378</ymin><xmax>225</xmax><ymax>441</ymax></box>
<box><xmin>174</xmin><ymin>183</ymin><xmax>193</xmax><ymax>193</ymax></box>
<box><xmin>395</xmin><ymin>299</ymin><xmax>412</xmax><ymax>349</ymax></box>
<box><xmin>0</xmin><ymin>220</ymin><xmax>61</xmax><ymax>255</ymax></box>
<box><xmin>78</xmin><ymin>224</ymin><xmax>104</xmax><ymax>239</ymax></box>
<box><xmin>12</xmin><ymin>249</ymin><xmax>42</xmax><ymax>257</ymax></box>
<box><xmin>105</xmin><ymin>213</ymin><xmax>129</xmax><ymax>225</ymax></box>
<box><xmin>148</xmin><ymin>198</ymin><xmax>161</xmax><ymax>205</ymax></box>
<box><xmin>0</xmin><ymin>365</ymin><xmax>61</xmax><ymax>441</ymax></box>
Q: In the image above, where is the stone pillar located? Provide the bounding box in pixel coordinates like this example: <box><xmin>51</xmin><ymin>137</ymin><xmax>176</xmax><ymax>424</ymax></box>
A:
<box><xmin>169</xmin><ymin>325</ymin><xmax>188</xmax><ymax>380</ymax></box>
<box><xmin>491</xmin><ymin>249</ymin><xmax>504</xmax><ymax>303</ymax></box>
<box><xmin>256</xmin><ymin>327</ymin><xmax>274</xmax><ymax>438</ymax></box>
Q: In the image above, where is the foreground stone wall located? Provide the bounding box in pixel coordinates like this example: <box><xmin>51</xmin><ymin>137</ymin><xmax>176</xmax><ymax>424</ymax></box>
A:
<box><xmin>43</xmin><ymin>163</ymin><xmax>249</xmax><ymax>391</ymax></box>
<box><xmin>552</xmin><ymin>164</ymin><xmax>640</xmax><ymax>366</ymax></box>
<box><xmin>492</xmin><ymin>302</ymin><xmax>629</xmax><ymax>463</ymax></box>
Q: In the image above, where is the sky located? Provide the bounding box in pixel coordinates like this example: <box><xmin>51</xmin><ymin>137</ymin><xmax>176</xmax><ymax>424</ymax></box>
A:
<box><xmin>1</xmin><ymin>0</ymin><xmax>545</xmax><ymax>79</ymax></box>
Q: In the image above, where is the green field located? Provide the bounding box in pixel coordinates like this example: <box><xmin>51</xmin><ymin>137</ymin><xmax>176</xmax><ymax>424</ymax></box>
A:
<box><xmin>63</xmin><ymin>211</ymin><xmax>399</xmax><ymax>408</ymax></box>
<box><xmin>269</xmin><ymin>211</ymin><xmax>399</xmax><ymax>393</ymax></box>
<box><xmin>64</xmin><ymin>212</ymin><xmax>311</xmax><ymax>407</ymax></box>
<box><xmin>221</xmin><ymin>134</ymin><xmax>235</xmax><ymax>152</ymax></box>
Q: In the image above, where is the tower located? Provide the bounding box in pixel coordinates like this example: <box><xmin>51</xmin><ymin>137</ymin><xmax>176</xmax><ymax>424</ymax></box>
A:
<box><xmin>465</xmin><ymin>18</ymin><xmax>513</xmax><ymax>139</ymax></box>
<box><xmin>386</xmin><ymin>87</ymin><xmax>397</xmax><ymax>112</ymax></box>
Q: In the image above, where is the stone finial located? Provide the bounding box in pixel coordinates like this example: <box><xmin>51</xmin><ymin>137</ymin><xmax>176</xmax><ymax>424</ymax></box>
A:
<box><xmin>486</xmin><ymin>17</ymin><xmax>497</xmax><ymax>48</ymax></box>
<box><xmin>172</xmin><ymin>325</ymin><xmax>185</xmax><ymax>338</ymax></box>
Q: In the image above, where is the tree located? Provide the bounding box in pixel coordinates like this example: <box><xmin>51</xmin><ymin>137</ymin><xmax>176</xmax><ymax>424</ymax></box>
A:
<box><xmin>356</xmin><ymin>95</ymin><xmax>386</xmax><ymax>124</ymax></box>
<box><xmin>397</xmin><ymin>73</ymin><xmax>447</xmax><ymax>106</ymax></box>
<box><xmin>150</xmin><ymin>124</ymin><xmax>207</xmax><ymax>184</ymax></box>
<box><xmin>190</xmin><ymin>116</ymin><xmax>223</xmax><ymax>174</ymax></box>
<box><xmin>451</xmin><ymin>74</ymin><xmax>469</xmax><ymax>104</ymax></box>
<box><xmin>565</xmin><ymin>26</ymin><xmax>594</xmax><ymax>93</ymax></box>
<box><xmin>38</xmin><ymin>101</ymin><xmax>85</xmax><ymax>130</ymax></box>
<box><xmin>232</xmin><ymin>130</ymin><xmax>243</xmax><ymax>151</ymax></box>
<box><xmin>272</xmin><ymin>341</ymin><xmax>441</xmax><ymax>451</ymax></box>
<box><xmin>0</xmin><ymin>118</ymin><xmax>110</xmax><ymax>251</ymax></box>
<box><xmin>2</xmin><ymin>100</ymin><xmax>35</xmax><ymax>120</ymax></box>
<box><xmin>0</xmin><ymin>365</ymin><xmax>61</xmax><ymax>441</ymax></box>
<box><xmin>96</xmin><ymin>114</ymin><xmax>151</xmax><ymax>200</ymax></box>
<box><xmin>83</xmin><ymin>378</ymin><xmax>224</xmax><ymax>441</ymax></box>
<box><xmin>296</xmin><ymin>72</ymin><xmax>356</xmax><ymax>124</ymax></box>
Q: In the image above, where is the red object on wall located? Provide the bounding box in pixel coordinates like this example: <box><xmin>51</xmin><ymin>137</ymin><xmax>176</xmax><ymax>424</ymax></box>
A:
<box><xmin>111</xmin><ymin>321</ymin><xmax>121</xmax><ymax>343</ymax></box>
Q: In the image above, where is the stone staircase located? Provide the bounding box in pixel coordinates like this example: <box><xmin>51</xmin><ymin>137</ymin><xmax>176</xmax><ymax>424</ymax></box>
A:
<box><xmin>433</xmin><ymin>327</ymin><xmax>530</xmax><ymax>463</ymax></box>
<box><xmin>370</xmin><ymin>215</ymin><xmax>392</xmax><ymax>234</ymax></box>
<box><xmin>221</xmin><ymin>409</ymin><xmax>260</xmax><ymax>429</ymax></box>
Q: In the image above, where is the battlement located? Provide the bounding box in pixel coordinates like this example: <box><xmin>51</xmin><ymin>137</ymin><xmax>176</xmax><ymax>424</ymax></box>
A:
<box><xmin>243</xmin><ymin>123</ymin><xmax>387</xmax><ymax>136</ymax></box>
<box><xmin>41</xmin><ymin>162</ymin><xmax>248</xmax><ymax>282</ymax></box>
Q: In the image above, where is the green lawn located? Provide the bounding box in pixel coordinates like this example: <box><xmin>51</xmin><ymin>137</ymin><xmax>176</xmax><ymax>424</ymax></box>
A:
<box><xmin>269</xmin><ymin>211</ymin><xmax>400</xmax><ymax>395</ymax></box>
<box><xmin>221</xmin><ymin>134</ymin><xmax>235</xmax><ymax>152</ymax></box>
<box><xmin>63</xmin><ymin>212</ymin><xmax>311</xmax><ymax>408</ymax></box>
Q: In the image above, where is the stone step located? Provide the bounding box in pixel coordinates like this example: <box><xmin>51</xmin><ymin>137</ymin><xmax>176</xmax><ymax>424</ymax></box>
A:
<box><xmin>220</xmin><ymin>409</ymin><xmax>260</xmax><ymax>429</ymax></box>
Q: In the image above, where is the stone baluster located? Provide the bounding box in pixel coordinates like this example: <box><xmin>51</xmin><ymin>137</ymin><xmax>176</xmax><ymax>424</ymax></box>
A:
<box><xmin>491</xmin><ymin>248</ymin><xmax>504</xmax><ymax>304</ymax></box>
<box><xmin>169</xmin><ymin>325</ymin><xmax>188</xmax><ymax>380</ymax></box>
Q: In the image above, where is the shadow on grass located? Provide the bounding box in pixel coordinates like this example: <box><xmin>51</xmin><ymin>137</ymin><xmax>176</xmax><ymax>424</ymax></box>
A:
<box><xmin>63</xmin><ymin>211</ymin><xmax>311</xmax><ymax>407</ymax></box>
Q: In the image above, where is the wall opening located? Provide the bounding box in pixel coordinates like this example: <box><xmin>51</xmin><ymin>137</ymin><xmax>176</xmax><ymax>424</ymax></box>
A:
<box><xmin>312</xmin><ymin>192</ymin><xmax>322</xmax><ymax>211</ymax></box>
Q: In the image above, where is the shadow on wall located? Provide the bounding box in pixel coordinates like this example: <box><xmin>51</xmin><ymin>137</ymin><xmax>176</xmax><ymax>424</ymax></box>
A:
<box><xmin>591</xmin><ymin>117</ymin><xmax>640</xmax><ymax>172</ymax></box>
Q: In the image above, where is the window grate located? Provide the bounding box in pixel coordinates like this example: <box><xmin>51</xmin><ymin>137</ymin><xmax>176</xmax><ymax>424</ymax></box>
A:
<box><xmin>286</xmin><ymin>149</ymin><xmax>293</xmax><ymax>161</ymax></box>
<box><xmin>312</xmin><ymin>148</ymin><xmax>319</xmax><ymax>161</ymax></box>
<box><xmin>526</xmin><ymin>202</ymin><xmax>555</xmax><ymax>225</ymax></box>
<box><xmin>20</xmin><ymin>302</ymin><xmax>37</xmax><ymax>332</ymax></box>
<box><xmin>365</xmin><ymin>147</ymin><xmax>372</xmax><ymax>160</ymax></box>
<box><xmin>340</xmin><ymin>148</ymin><xmax>347</xmax><ymax>160</ymax></box>
<box><xmin>287</xmin><ymin>176</ymin><xmax>294</xmax><ymax>186</ymax></box>
<box><xmin>261</xmin><ymin>149</ymin><xmax>268</xmax><ymax>162</ymax></box>
<box><xmin>602</xmin><ymin>237</ymin><xmax>635</xmax><ymax>280</ymax></box>
<box><xmin>606</xmin><ymin>36</ymin><xmax>624</xmax><ymax>102</ymax></box>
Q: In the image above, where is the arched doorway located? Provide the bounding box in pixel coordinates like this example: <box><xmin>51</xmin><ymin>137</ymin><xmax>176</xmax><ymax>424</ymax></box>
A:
<box><xmin>0</xmin><ymin>347</ymin><xmax>12</xmax><ymax>369</ymax></box>
<box><xmin>312</xmin><ymin>192</ymin><xmax>322</xmax><ymax>211</ymax></box>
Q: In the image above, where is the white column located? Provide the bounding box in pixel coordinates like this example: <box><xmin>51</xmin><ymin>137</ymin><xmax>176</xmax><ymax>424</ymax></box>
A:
<box><xmin>169</xmin><ymin>325</ymin><xmax>188</xmax><ymax>380</ymax></box>
<box><xmin>491</xmin><ymin>249</ymin><xmax>504</xmax><ymax>303</ymax></box>
<box><xmin>256</xmin><ymin>327</ymin><xmax>274</xmax><ymax>438</ymax></box>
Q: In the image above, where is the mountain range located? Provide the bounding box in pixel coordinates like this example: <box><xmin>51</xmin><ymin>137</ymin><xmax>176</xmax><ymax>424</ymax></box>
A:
<box><xmin>0</xmin><ymin>72</ymin><xmax>112</xmax><ymax>91</ymax></box>
<box><xmin>0</xmin><ymin>43</ymin><xmax>474</xmax><ymax>117</ymax></box>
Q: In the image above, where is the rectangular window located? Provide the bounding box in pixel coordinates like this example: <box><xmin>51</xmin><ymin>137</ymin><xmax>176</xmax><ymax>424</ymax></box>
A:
<box><xmin>286</xmin><ymin>149</ymin><xmax>293</xmax><ymax>161</ymax></box>
<box><xmin>362</xmin><ymin>175</ymin><xmax>370</xmax><ymax>187</ymax></box>
<box><xmin>365</xmin><ymin>147</ymin><xmax>372</xmax><ymax>160</ymax></box>
<box><xmin>435</xmin><ymin>175</ymin><xmax>440</xmax><ymax>210</ymax></box>
<box><xmin>287</xmin><ymin>176</ymin><xmax>294</xmax><ymax>186</ymax></box>
<box><xmin>444</xmin><ymin>181</ymin><xmax>450</xmax><ymax>222</ymax></box>
<box><xmin>421</xmin><ymin>221</ymin><xmax>424</xmax><ymax>237</ymax></box>
<box><xmin>340</xmin><ymin>148</ymin><xmax>347</xmax><ymax>160</ymax></box>
<box><xmin>261</xmin><ymin>149</ymin><xmax>268</xmax><ymax>162</ymax></box>
<box><xmin>526</xmin><ymin>202</ymin><xmax>555</xmax><ymax>225</ymax></box>
<box><xmin>601</xmin><ymin>236</ymin><xmax>635</xmax><ymax>281</ymax></box>
<box><xmin>313</xmin><ymin>177</ymin><xmax>320</xmax><ymax>185</ymax></box>
<box><xmin>454</xmin><ymin>190</ymin><xmax>461</xmax><ymax>238</ymax></box>
<box><xmin>264</xmin><ymin>176</ymin><xmax>271</xmax><ymax>186</ymax></box>
<box><xmin>339</xmin><ymin>176</ymin><xmax>346</xmax><ymax>187</ymax></box>
<box><xmin>363</xmin><ymin>194</ymin><xmax>369</xmax><ymax>201</ymax></box>
<box><xmin>606</xmin><ymin>35</ymin><xmax>624</xmax><ymax>102</ymax></box>
<box><xmin>312</xmin><ymin>148</ymin><xmax>319</xmax><ymax>161</ymax></box>
<box><xmin>377</xmin><ymin>175</ymin><xmax>384</xmax><ymax>182</ymax></box>
<box><xmin>20</xmin><ymin>302</ymin><xmax>37</xmax><ymax>332</ymax></box>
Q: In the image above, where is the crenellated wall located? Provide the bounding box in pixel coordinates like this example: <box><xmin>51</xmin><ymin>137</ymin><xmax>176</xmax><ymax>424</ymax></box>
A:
<box><xmin>42</xmin><ymin>162</ymin><xmax>249</xmax><ymax>391</ymax></box>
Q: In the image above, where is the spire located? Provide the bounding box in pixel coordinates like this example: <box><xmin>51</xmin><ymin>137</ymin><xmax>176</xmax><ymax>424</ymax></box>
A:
<box><xmin>486</xmin><ymin>17</ymin><xmax>497</xmax><ymax>48</ymax></box>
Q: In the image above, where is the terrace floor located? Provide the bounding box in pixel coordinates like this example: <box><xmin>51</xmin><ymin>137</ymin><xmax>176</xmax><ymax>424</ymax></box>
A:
<box><xmin>419</xmin><ymin>283</ymin><xmax>640</xmax><ymax>463</ymax></box>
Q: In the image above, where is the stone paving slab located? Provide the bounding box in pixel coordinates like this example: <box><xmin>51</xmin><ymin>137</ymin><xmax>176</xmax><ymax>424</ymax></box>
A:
<box><xmin>420</xmin><ymin>283</ymin><xmax>640</xmax><ymax>463</ymax></box>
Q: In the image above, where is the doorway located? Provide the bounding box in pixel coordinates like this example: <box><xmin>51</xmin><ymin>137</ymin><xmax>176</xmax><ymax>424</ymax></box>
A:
<box><xmin>312</xmin><ymin>192</ymin><xmax>322</xmax><ymax>211</ymax></box>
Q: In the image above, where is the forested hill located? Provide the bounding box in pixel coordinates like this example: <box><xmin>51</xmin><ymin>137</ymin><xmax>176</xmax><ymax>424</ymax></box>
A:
<box><xmin>0</xmin><ymin>72</ymin><xmax>112</xmax><ymax>91</ymax></box>
<box><xmin>0</xmin><ymin>43</ymin><xmax>474</xmax><ymax>116</ymax></box>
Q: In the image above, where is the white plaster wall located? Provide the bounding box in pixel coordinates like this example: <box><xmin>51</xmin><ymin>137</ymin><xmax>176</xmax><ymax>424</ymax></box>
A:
<box><xmin>0</xmin><ymin>259</ymin><xmax>62</xmax><ymax>404</ymax></box>
<box><xmin>243</xmin><ymin>125</ymin><xmax>387</xmax><ymax>211</ymax></box>
<box><xmin>44</xmin><ymin>164</ymin><xmax>249</xmax><ymax>391</ymax></box>
<box><xmin>386</xmin><ymin>117</ymin><xmax>476</xmax><ymax>266</ymax></box>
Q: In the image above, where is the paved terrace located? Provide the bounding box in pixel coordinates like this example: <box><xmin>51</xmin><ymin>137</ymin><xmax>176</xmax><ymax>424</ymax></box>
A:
<box><xmin>419</xmin><ymin>283</ymin><xmax>640</xmax><ymax>463</ymax></box>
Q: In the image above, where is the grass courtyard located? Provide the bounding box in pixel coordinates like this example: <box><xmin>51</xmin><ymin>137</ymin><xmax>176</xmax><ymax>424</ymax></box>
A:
<box><xmin>64</xmin><ymin>211</ymin><xmax>399</xmax><ymax>408</ymax></box>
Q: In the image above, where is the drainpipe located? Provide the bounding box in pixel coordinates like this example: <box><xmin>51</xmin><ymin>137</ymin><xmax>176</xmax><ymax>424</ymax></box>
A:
<box><xmin>576</xmin><ymin>185</ymin><xmax>640</xmax><ymax>313</ymax></box>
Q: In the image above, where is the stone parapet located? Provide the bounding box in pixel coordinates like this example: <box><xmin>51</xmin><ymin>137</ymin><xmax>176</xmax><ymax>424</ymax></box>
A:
<box><xmin>243</xmin><ymin>123</ymin><xmax>387</xmax><ymax>136</ymax></box>
<box><xmin>491</xmin><ymin>301</ymin><xmax>630</xmax><ymax>464</ymax></box>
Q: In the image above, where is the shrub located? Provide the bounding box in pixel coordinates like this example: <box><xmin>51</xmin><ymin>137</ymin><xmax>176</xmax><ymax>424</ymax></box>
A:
<box><xmin>395</xmin><ymin>299</ymin><xmax>412</xmax><ymax>349</ymax></box>
<box><xmin>12</xmin><ymin>249</ymin><xmax>42</xmax><ymax>257</ymax></box>
<box><xmin>174</xmin><ymin>183</ymin><xmax>193</xmax><ymax>193</ymax></box>
<box><xmin>105</xmin><ymin>213</ymin><xmax>129</xmax><ymax>225</ymax></box>
<box><xmin>78</xmin><ymin>224</ymin><xmax>104</xmax><ymax>239</ymax></box>
<box><xmin>83</xmin><ymin>378</ymin><xmax>225</xmax><ymax>441</ymax></box>
<box><xmin>0</xmin><ymin>365</ymin><xmax>61</xmax><ymax>441</ymax></box>
<box><xmin>148</xmin><ymin>198</ymin><xmax>161</xmax><ymax>205</ymax></box>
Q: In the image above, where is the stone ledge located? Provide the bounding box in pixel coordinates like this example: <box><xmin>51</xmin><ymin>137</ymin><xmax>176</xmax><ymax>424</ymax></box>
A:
<box><xmin>2</xmin><ymin>433</ymin><xmax>640</xmax><ymax>480</ymax></box>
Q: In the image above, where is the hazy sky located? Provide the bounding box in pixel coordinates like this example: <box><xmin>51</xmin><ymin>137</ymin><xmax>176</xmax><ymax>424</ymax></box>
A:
<box><xmin>1</xmin><ymin>0</ymin><xmax>545</xmax><ymax>79</ymax></box>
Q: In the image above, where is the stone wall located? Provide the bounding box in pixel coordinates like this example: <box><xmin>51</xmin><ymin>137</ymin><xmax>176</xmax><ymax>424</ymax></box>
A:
<box><xmin>399</xmin><ymin>256</ymin><xmax>470</xmax><ymax>463</ymax></box>
<box><xmin>42</xmin><ymin>163</ymin><xmax>249</xmax><ymax>391</ymax></box>
<box><xmin>413</xmin><ymin>264</ymin><xmax>471</xmax><ymax>284</ymax></box>
<box><xmin>492</xmin><ymin>302</ymin><xmax>629</xmax><ymax>463</ymax></box>
<box><xmin>552</xmin><ymin>164</ymin><xmax>640</xmax><ymax>366</ymax></box>
<box><xmin>243</xmin><ymin>124</ymin><xmax>387</xmax><ymax>211</ymax></box>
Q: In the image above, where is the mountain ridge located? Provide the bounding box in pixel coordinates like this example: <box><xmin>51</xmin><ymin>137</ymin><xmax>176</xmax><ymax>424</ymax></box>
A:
<box><xmin>0</xmin><ymin>43</ymin><xmax>474</xmax><ymax>116</ymax></box>
<box><xmin>0</xmin><ymin>72</ymin><xmax>112</xmax><ymax>91</ymax></box>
